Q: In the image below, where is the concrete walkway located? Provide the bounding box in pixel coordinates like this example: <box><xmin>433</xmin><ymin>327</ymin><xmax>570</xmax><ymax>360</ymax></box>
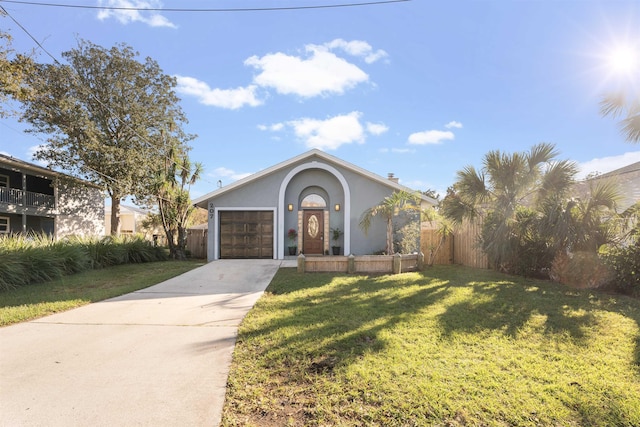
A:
<box><xmin>0</xmin><ymin>259</ymin><xmax>288</xmax><ymax>427</ymax></box>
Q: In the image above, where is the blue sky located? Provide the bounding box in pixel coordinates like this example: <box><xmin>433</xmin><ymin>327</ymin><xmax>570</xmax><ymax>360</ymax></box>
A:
<box><xmin>1</xmin><ymin>0</ymin><xmax>640</xmax><ymax>201</ymax></box>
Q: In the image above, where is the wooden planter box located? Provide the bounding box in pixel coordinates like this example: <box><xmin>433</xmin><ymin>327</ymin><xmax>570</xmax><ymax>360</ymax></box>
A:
<box><xmin>297</xmin><ymin>253</ymin><xmax>423</xmax><ymax>274</ymax></box>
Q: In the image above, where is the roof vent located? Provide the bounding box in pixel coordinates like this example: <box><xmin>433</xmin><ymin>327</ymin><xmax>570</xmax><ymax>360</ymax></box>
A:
<box><xmin>387</xmin><ymin>173</ymin><xmax>399</xmax><ymax>183</ymax></box>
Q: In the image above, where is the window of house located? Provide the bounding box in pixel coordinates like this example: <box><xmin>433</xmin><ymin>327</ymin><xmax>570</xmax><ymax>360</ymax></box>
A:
<box><xmin>301</xmin><ymin>194</ymin><xmax>326</xmax><ymax>208</ymax></box>
<box><xmin>0</xmin><ymin>217</ymin><xmax>9</xmax><ymax>234</ymax></box>
<box><xmin>0</xmin><ymin>175</ymin><xmax>8</xmax><ymax>204</ymax></box>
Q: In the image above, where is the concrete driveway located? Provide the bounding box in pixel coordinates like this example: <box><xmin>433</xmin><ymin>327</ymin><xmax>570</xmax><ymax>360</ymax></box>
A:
<box><xmin>0</xmin><ymin>259</ymin><xmax>287</xmax><ymax>427</ymax></box>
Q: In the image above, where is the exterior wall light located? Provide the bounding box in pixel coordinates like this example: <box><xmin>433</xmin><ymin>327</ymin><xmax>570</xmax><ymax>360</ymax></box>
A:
<box><xmin>287</xmin><ymin>204</ymin><xmax>294</xmax><ymax>211</ymax></box>
<box><xmin>335</xmin><ymin>204</ymin><xmax>341</xmax><ymax>211</ymax></box>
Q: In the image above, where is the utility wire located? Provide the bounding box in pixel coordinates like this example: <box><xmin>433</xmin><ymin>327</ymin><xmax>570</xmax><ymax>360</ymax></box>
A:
<box><xmin>0</xmin><ymin>0</ymin><xmax>410</xmax><ymax>12</ymax></box>
<box><xmin>1</xmin><ymin>4</ymin><xmax>59</xmax><ymax>65</ymax></box>
<box><xmin>1</xmin><ymin>5</ymin><xmax>217</xmax><ymax>200</ymax></box>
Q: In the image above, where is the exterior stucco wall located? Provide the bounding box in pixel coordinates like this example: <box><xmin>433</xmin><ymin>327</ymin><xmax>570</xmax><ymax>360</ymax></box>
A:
<box><xmin>284</xmin><ymin>168</ymin><xmax>345</xmax><ymax>249</ymax></box>
<box><xmin>336</xmin><ymin>166</ymin><xmax>399</xmax><ymax>255</ymax></box>
<box><xmin>202</xmin><ymin>154</ymin><xmax>416</xmax><ymax>259</ymax></box>
<box><xmin>56</xmin><ymin>180</ymin><xmax>105</xmax><ymax>238</ymax></box>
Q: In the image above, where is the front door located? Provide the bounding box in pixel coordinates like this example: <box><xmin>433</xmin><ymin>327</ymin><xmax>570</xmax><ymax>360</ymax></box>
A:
<box><xmin>303</xmin><ymin>210</ymin><xmax>324</xmax><ymax>255</ymax></box>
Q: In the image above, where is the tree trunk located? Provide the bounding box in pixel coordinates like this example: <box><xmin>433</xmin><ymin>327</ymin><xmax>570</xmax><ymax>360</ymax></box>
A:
<box><xmin>110</xmin><ymin>197</ymin><xmax>121</xmax><ymax>236</ymax></box>
<box><xmin>386</xmin><ymin>218</ymin><xmax>394</xmax><ymax>255</ymax></box>
<box><xmin>174</xmin><ymin>225</ymin><xmax>187</xmax><ymax>260</ymax></box>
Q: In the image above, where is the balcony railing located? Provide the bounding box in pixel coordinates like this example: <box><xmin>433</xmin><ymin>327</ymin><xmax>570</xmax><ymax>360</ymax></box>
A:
<box><xmin>0</xmin><ymin>187</ymin><xmax>55</xmax><ymax>209</ymax></box>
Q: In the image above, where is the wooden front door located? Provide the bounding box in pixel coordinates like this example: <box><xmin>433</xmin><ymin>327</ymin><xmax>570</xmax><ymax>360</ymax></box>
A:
<box><xmin>303</xmin><ymin>210</ymin><xmax>324</xmax><ymax>255</ymax></box>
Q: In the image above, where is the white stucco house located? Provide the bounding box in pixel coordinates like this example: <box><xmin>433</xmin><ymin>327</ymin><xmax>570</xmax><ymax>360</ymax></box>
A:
<box><xmin>193</xmin><ymin>149</ymin><xmax>436</xmax><ymax>262</ymax></box>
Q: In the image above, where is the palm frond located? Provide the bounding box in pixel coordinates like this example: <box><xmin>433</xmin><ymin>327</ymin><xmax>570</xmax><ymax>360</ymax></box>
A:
<box><xmin>600</xmin><ymin>92</ymin><xmax>627</xmax><ymax>118</ymax></box>
<box><xmin>527</xmin><ymin>142</ymin><xmax>558</xmax><ymax>166</ymax></box>
<box><xmin>538</xmin><ymin>159</ymin><xmax>577</xmax><ymax>202</ymax></box>
<box><xmin>620</xmin><ymin>111</ymin><xmax>640</xmax><ymax>143</ymax></box>
<box><xmin>457</xmin><ymin>165</ymin><xmax>487</xmax><ymax>204</ymax></box>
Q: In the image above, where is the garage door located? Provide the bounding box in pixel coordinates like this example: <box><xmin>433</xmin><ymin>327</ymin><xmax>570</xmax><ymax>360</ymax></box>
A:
<box><xmin>219</xmin><ymin>211</ymin><xmax>274</xmax><ymax>259</ymax></box>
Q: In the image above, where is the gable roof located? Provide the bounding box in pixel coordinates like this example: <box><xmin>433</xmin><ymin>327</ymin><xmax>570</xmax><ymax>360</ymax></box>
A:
<box><xmin>592</xmin><ymin>161</ymin><xmax>640</xmax><ymax>180</ymax></box>
<box><xmin>193</xmin><ymin>149</ymin><xmax>437</xmax><ymax>208</ymax></box>
<box><xmin>104</xmin><ymin>204</ymin><xmax>151</xmax><ymax>215</ymax></box>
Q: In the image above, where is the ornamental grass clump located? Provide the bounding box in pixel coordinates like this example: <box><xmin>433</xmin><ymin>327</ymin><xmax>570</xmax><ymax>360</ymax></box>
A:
<box><xmin>0</xmin><ymin>233</ymin><xmax>167</xmax><ymax>291</ymax></box>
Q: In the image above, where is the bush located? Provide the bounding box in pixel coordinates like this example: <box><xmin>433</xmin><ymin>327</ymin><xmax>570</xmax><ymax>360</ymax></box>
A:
<box><xmin>0</xmin><ymin>234</ymin><xmax>169</xmax><ymax>291</ymax></box>
<box><xmin>0</xmin><ymin>252</ymin><xmax>30</xmax><ymax>290</ymax></box>
<box><xmin>397</xmin><ymin>221</ymin><xmax>420</xmax><ymax>254</ymax></box>
<box><xmin>601</xmin><ymin>243</ymin><xmax>640</xmax><ymax>296</ymax></box>
<box><xmin>550</xmin><ymin>251</ymin><xmax>613</xmax><ymax>289</ymax></box>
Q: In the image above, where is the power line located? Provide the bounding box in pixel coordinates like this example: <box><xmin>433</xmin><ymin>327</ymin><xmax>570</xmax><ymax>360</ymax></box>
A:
<box><xmin>0</xmin><ymin>0</ymin><xmax>410</xmax><ymax>12</ymax></box>
<box><xmin>1</xmin><ymin>4</ymin><xmax>60</xmax><ymax>65</ymax></box>
<box><xmin>0</xmin><ymin>5</ymin><xmax>215</xmax><ymax>198</ymax></box>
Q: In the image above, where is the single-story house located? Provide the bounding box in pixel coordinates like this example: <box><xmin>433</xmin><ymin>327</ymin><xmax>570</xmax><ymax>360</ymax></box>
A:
<box><xmin>105</xmin><ymin>204</ymin><xmax>155</xmax><ymax>236</ymax></box>
<box><xmin>193</xmin><ymin>149</ymin><xmax>437</xmax><ymax>261</ymax></box>
<box><xmin>0</xmin><ymin>153</ymin><xmax>104</xmax><ymax>238</ymax></box>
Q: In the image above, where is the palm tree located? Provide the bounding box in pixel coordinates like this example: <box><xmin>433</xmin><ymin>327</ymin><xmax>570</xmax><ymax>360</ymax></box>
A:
<box><xmin>600</xmin><ymin>91</ymin><xmax>640</xmax><ymax>143</ymax></box>
<box><xmin>359</xmin><ymin>190</ymin><xmax>420</xmax><ymax>255</ymax></box>
<box><xmin>152</xmin><ymin>142</ymin><xmax>203</xmax><ymax>260</ymax></box>
<box><xmin>442</xmin><ymin>143</ymin><xmax>578</xmax><ymax>272</ymax></box>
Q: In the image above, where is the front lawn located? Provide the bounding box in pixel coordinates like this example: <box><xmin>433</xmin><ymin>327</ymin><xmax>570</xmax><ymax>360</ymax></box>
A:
<box><xmin>0</xmin><ymin>260</ymin><xmax>204</xmax><ymax>326</ymax></box>
<box><xmin>222</xmin><ymin>265</ymin><xmax>640</xmax><ymax>426</ymax></box>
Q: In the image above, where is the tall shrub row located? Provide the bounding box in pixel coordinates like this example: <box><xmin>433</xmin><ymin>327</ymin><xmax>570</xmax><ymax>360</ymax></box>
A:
<box><xmin>0</xmin><ymin>234</ymin><xmax>168</xmax><ymax>291</ymax></box>
<box><xmin>601</xmin><ymin>242</ymin><xmax>640</xmax><ymax>297</ymax></box>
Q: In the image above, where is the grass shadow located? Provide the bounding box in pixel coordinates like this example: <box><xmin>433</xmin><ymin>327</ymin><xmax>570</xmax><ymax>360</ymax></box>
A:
<box><xmin>225</xmin><ymin>265</ymin><xmax>640</xmax><ymax>426</ymax></box>
<box><xmin>436</xmin><ymin>269</ymin><xmax>640</xmax><ymax>369</ymax></box>
<box><xmin>237</xmin><ymin>269</ymin><xmax>452</xmax><ymax>371</ymax></box>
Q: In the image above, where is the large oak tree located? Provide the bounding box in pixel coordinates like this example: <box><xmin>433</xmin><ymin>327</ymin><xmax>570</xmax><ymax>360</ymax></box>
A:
<box><xmin>0</xmin><ymin>12</ymin><xmax>34</xmax><ymax>117</ymax></box>
<box><xmin>20</xmin><ymin>39</ymin><xmax>193</xmax><ymax>235</ymax></box>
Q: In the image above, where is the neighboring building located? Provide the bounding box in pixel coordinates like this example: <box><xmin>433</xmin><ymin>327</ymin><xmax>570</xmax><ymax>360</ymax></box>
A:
<box><xmin>193</xmin><ymin>149</ymin><xmax>437</xmax><ymax>261</ymax></box>
<box><xmin>0</xmin><ymin>154</ymin><xmax>104</xmax><ymax>238</ymax></box>
<box><xmin>574</xmin><ymin>161</ymin><xmax>640</xmax><ymax>213</ymax></box>
<box><xmin>104</xmin><ymin>204</ymin><xmax>153</xmax><ymax>236</ymax></box>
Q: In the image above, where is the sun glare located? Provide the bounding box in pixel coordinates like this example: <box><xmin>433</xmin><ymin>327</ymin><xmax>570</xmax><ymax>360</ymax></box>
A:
<box><xmin>608</xmin><ymin>45</ymin><xmax>639</xmax><ymax>75</ymax></box>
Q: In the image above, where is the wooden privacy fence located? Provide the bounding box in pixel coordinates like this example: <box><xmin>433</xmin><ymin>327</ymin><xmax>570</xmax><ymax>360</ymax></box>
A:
<box><xmin>421</xmin><ymin>225</ymin><xmax>453</xmax><ymax>265</ymax></box>
<box><xmin>186</xmin><ymin>228</ymin><xmax>207</xmax><ymax>259</ymax></box>
<box><xmin>186</xmin><ymin>219</ymin><xmax>488</xmax><ymax>267</ymax></box>
<box><xmin>420</xmin><ymin>218</ymin><xmax>489</xmax><ymax>269</ymax></box>
<box><xmin>452</xmin><ymin>218</ymin><xmax>489</xmax><ymax>269</ymax></box>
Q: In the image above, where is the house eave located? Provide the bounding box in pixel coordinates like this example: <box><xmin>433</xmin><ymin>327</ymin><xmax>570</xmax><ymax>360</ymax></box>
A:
<box><xmin>193</xmin><ymin>149</ymin><xmax>438</xmax><ymax>208</ymax></box>
<box><xmin>0</xmin><ymin>153</ymin><xmax>102</xmax><ymax>190</ymax></box>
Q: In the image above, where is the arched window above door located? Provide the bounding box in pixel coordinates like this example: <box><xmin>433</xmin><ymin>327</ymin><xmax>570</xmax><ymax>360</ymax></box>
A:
<box><xmin>300</xmin><ymin>193</ymin><xmax>326</xmax><ymax>208</ymax></box>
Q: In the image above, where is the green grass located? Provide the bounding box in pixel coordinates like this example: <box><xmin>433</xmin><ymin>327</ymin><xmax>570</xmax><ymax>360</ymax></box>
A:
<box><xmin>0</xmin><ymin>260</ymin><xmax>204</xmax><ymax>326</ymax></box>
<box><xmin>222</xmin><ymin>265</ymin><xmax>640</xmax><ymax>427</ymax></box>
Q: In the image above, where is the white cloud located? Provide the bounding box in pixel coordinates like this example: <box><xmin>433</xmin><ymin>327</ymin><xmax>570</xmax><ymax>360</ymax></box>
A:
<box><xmin>323</xmin><ymin>38</ymin><xmax>388</xmax><ymax>64</ymax></box>
<box><xmin>288</xmin><ymin>112</ymin><xmax>366</xmax><ymax>150</ymax></box>
<box><xmin>97</xmin><ymin>0</ymin><xmax>177</xmax><ymax>28</ymax></box>
<box><xmin>257</xmin><ymin>123</ymin><xmax>284</xmax><ymax>132</ymax></box>
<box><xmin>576</xmin><ymin>151</ymin><xmax>640</xmax><ymax>179</ymax></box>
<box><xmin>445</xmin><ymin>121</ymin><xmax>463</xmax><ymax>129</ymax></box>
<box><xmin>211</xmin><ymin>167</ymin><xmax>252</xmax><ymax>182</ymax></box>
<box><xmin>392</xmin><ymin>148</ymin><xmax>415</xmax><ymax>154</ymax></box>
<box><xmin>366</xmin><ymin>122</ymin><xmax>389</xmax><ymax>136</ymax></box>
<box><xmin>175</xmin><ymin>39</ymin><xmax>384</xmax><ymax>109</ymax></box>
<box><xmin>408</xmin><ymin>130</ymin><xmax>455</xmax><ymax>145</ymax></box>
<box><xmin>245</xmin><ymin>44</ymin><xmax>369</xmax><ymax>98</ymax></box>
<box><xmin>175</xmin><ymin>76</ymin><xmax>263</xmax><ymax>110</ymax></box>
<box><xmin>379</xmin><ymin>147</ymin><xmax>415</xmax><ymax>154</ymax></box>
